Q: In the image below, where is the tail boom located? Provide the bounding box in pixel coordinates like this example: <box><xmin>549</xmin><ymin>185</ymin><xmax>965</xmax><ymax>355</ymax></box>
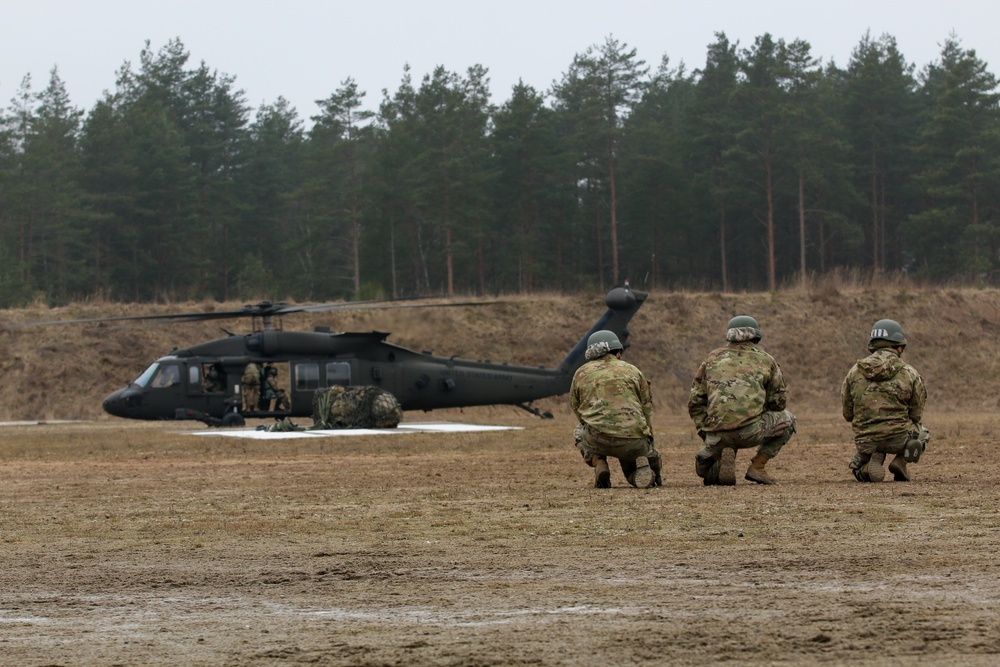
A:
<box><xmin>557</xmin><ymin>286</ymin><xmax>649</xmax><ymax>377</ymax></box>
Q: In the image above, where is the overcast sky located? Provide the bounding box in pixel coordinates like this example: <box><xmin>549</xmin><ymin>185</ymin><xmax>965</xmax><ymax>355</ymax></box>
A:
<box><xmin>2</xmin><ymin>0</ymin><xmax>995</xmax><ymax>123</ymax></box>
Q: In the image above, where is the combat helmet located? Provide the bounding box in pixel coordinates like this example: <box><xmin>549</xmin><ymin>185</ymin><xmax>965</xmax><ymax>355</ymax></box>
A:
<box><xmin>726</xmin><ymin>315</ymin><xmax>761</xmax><ymax>343</ymax></box>
<box><xmin>585</xmin><ymin>330</ymin><xmax>623</xmax><ymax>360</ymax></box>
<box><xmin>868</xmin><ymin>319</ymin><xmax>907</xmax><ymax>351</ymax></box>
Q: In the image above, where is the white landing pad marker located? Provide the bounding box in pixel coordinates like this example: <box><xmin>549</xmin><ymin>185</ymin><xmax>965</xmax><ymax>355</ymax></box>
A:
<box><xmin>189</xmin><ymin>421</ymin><xmax>522</xmax><ymax>439</ymax></box>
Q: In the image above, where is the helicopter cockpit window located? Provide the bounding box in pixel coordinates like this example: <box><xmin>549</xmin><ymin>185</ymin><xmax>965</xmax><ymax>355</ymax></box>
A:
<box><xmin>189</xmin><ymin>366</ymin><xmax>201</xmax><ymax>387</ymax></box>
<box><xmin>294</xmin><ymin>363</ymin><xmax>319</xmax><ymax>391</ymax></box>
<box><xmin>150</xmin><ymin>364</ymin><xmax>181</xmax><ymax>389</ymax></box>
<box><xmin>132</xmin><ymin>362</ymin><xmax>160</xmax><ymax>388</ymax></box>
<box><xmin>326</xmin><ymin>362</ymin><xmax>351</xmax><ymax>387</ymax></box>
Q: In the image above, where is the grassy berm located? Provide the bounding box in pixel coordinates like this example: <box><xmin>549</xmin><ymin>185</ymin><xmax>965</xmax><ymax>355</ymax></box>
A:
<box><xmin>0</xmin><ymin>284</ymin><xmax>999</xmax><ymax>666</ymax></box>
<box><xmin>1</xmin><ymin>283</ymin><xmax>998</xmax><ymax>420</ymax></box>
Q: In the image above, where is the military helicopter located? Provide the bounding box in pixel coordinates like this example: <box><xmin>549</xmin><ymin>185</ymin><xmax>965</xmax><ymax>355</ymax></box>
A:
<box><xmin>13</xmin><ymin>285</ymin><xmax>647</xmax><ymax>426</ymax></box>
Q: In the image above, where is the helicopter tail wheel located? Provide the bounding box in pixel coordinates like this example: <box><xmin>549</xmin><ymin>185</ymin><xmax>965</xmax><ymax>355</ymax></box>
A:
<box><xmin>221</xmin><ymin>412</ymin><xmax>246</xmax><ymax>428</ymax></box>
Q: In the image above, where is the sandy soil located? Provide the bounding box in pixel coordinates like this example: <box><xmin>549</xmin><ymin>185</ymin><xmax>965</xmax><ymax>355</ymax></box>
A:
<box><xmin>0</xmin><ymin>408</ymin><xmax>998</xmax><ymax>666</ymax></box>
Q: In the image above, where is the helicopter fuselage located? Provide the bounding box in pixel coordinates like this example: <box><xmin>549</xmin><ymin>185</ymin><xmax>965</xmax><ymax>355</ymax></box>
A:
<box><xmin>101</xmin><ymin>287</ymin><xmax>648</xmax><ymax>425</ymax></box>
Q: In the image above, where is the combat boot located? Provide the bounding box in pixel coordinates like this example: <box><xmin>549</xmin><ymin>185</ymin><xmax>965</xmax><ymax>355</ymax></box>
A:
<box><xmin>593</xmin><ymin>458</ymin><xmax>611</xmax><ymax>488</ymax></box>
<box><xmin>718</xmin><ymin>448</ymin><xmax>737</xmax><ymax>486</ymax></box>
<box><xmin>888</xmin><ymin>454</ymin><xmax>910</xmax><ymax>482</ymax></box>
<box><xmin>619</xmin><ymin>458</ymin><xmax>636</xmax><ymax>485</ymax></box>
<box><xmin>864</xmin><ymin>452</ymin><xmax>886</xmax><ymax>483</ymax></box>
<box><xmin>648</xmin><ymin>454</ymin><xmax>663</xmax><ymax>487</ymax></box>
<box><xmin>631</xmin><ymin>456</ymin><xmax>656</xmax><ymax>489</ymax></box>
<box><xmin>745</xmin><ymin>452</ymin><xmax>778</xmax><ymax>485</ymax></box>
<box><xmin>695</xmin><ymin>448</ymin><xmax>715</xmax><ymax>480</ymax></box>
<box><xmin>702</xmin><ymin>460</ymin><xmax>720</xmax><ymax>485</ymax></box>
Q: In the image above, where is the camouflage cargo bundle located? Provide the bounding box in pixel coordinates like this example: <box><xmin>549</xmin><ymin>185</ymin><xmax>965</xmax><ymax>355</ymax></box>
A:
<box><xmin>311</xmin><ymin>385</ymin><xmax>403</xmax><ymax>429</ymax></box>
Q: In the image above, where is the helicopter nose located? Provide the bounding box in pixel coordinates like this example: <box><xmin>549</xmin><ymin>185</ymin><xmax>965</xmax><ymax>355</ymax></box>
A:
<box><xmin>103</xmin><ymin>387</ymin><xmax>141</xmax><ymax>418</ymax></box>
<box><xmin>102</xmin><ymin>389</ymin><xmax>126</xmax><ymax>417</ymax></box>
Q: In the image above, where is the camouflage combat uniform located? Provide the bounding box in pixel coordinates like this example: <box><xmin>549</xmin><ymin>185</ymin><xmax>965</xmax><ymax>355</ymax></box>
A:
<box><xmin>204</xmin><ymin>365</ymin><xmax>226</xmax><ymax>393</ymax></box>
<box><xmin>688</xmin><ymin>333</ymin><xmax>796</xmax><ymax>482</ymax></box>
<box><xmin>571</xmin><ymin>351</ymin><xmax>660</xmax><ymax>487</ymax></box>
<box><xmin>841</xmin><ymin>347</ymin><xmax>930</xmax><ymax>477</ymax></box>
<box><xmin>241</xmin><ymin>362</ymin><xmax>261</xmax><ymax>412</ymax></box>
<box><xmin>260</xmin><ymin>367</ymin><xmax>291</xmax><ymax>411</ymax></box>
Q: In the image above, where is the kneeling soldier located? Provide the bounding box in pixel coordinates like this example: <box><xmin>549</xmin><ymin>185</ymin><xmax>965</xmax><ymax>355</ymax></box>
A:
<box><xmin>688</xmin><ymin>316</ymin><xmax>796</xmax><ymax>486</ymax></box>
<box><xmin>571</xmin><ymin>330</ymin><xmax>662</xmax><ymax>489</ymax></box>
<box><xmin>842</xmin><ymin>319</ymin><xmax>930</xmax><ymax>482</ymax></box>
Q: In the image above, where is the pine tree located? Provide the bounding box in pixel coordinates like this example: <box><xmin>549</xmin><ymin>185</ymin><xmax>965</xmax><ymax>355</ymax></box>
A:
<box><xmin>843</xmin><ymin>32</ymin><xmax>920</xmax><ymax>273</ymax></box>
<box><xmin>908</xmin><ymin>35</ymin><xmax>1000</xmax><ymax>280</ymax></box>
<box><xmin>688</xmin><ymin>33</ymin><xmax>744</xmax><ymax>290</ymax></box>
<box><xmin>0</xmin><ymin>69</ymin><xmax>89</xmax><ymax>301</ymax></box>
<box><xmin>241</xmin><ymin>97</ymin><xmax>305</xmax><ymax>298</ymax></box>
<box><xmin>552</xmin><ymin>36</ymin><xmax>648</xmax><ymax>288</ymax></box>
<box><xmin>302</xmin><ymin>78</ymin><xmax>375</xmax><ymax>299</ymax></box>
<box><xmin>619</xmin><ymin>56</ymin><xmax>695</xmax><ymax>289</ymax></box>
<box><xmin>491</xmin><ymin>81</ymin><xmax>552</xmax><ymax>292</ymax></box>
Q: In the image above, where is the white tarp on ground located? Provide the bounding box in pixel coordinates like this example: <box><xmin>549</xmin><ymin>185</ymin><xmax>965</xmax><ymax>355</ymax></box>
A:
<box><xmin>189</xmin><ymin>421</ymin><xmax>522</xmax><ymax>439</ymax></box>
<box><xmin>0</xmin><ymin>420</ymin><xmax>89</xmax><ymax>426</ymax></box>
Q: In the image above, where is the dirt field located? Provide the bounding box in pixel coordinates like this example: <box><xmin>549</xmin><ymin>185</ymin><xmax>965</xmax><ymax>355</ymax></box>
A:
<box><xmin>3</xmin><ymin>285</ymin><xmax>1000</xmax><ymax>664</ymax></box>
<box><xmin>1</xmin><ymin>407</ymin><xmax>999</xmax><ymax>666</ymax></box>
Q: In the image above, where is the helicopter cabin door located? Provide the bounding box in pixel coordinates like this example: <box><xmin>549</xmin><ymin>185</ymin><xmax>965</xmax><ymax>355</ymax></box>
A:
<box><xmin>187</xmin><ymin>362</ymin><xmax>229</xmax><ymax>417</ymax></box>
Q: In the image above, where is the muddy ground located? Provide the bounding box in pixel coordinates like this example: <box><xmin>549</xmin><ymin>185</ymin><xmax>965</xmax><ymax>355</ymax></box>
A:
<box><xmin>0</xmin><ymin>408</ymin><xmax>998</xmax><ymax>666</ymax></box>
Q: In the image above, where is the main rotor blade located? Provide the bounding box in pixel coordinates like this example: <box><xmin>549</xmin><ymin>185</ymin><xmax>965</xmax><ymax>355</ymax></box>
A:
<box><xmin>4</xmin><ymin>297</ymin><xmax>498</xmax><ymax>328</ymax></box>
<box><xmin>3</xmin><ymin>309</ymin><xmax>251</xmax><ymax>328</ymax></box>
<box><xmin>278</xmin><ymin>299</ymin><xmax>495</xmax><ymax>315</ymax></box>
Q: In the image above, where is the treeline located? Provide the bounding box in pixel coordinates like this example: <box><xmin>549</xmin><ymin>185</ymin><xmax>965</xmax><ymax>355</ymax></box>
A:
<box><xmin>1</xmin><ymin>32</ymin><xmax>998</xmax><ymax>306</ymax></box>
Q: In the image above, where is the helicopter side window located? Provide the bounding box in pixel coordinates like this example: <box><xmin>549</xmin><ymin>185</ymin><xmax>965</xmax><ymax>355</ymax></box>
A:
<box><xmin>294</xmin><ymin>363</ymin><xmax>319</xmax><ymax>391</ymax></box>
<box><xmin>326</xmin><ymin>362</ymin><xmax>351</xmax><ymax>387</ymax></box>
<box><xmin>189</xmin><ymin>366</ymin><xmax>201</xmax><ymax>387</ymax></box>
<box><xmin>150</xmin><ymin>364</ymin><xmax>181</xmax><ymax>389</ymax></box>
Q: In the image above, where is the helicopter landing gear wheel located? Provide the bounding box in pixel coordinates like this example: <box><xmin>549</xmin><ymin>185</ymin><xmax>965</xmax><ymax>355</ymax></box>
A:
<box><xmin>221</xmin><ymin>412</ymin><xmax>246</xmax><ymax>428</ymax></box>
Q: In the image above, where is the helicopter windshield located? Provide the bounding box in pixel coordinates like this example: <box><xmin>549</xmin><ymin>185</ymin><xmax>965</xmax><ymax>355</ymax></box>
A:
<box><xmin>132</xmin><ymin>362</ymin><xmax>160</xmax><ymax>388</ymax></box>
<box><xmin>149</xmin><ymin>364</ymin><xmax>181</xmax><ymax>388</ymax></box>
<box><xmin>131</xmin><ymin>357</ymin><xmax>183</xmax><ymax>389</ymax></box>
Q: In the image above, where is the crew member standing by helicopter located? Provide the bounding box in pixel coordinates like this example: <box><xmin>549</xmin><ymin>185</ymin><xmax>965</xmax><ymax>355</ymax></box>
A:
<box><xmin>260</xmin><ymin>364</ymin><xmax>291</xmax><ymax>412</ymax></box>
<box><xmin>571</xmin><ymin>330</ymin><xmax>661</xmax><ymax>488</ymax></box>
<box><xmin>241</xmin><ymin>362</ymin><xmax>261</xmax><ymax>412</ymax></box>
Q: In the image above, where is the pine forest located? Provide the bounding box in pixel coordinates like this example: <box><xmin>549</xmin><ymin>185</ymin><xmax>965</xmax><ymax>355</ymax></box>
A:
<box><xmin>2</xmin><ymin>32</ymin><xmax>999</xmax><ymax>306</ymax></box>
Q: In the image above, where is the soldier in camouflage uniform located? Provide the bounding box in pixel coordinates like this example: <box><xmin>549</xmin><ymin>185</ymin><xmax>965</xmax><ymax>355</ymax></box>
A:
<box><xmin>260</xmin><ymin>364</ymin><xmax>291</xmax><ymax>412</ymax></box>
<box><xmin>241</xmin><ymin>362</ymin><xmax>261</xmax><ymax>412</ymax></box>
<box><xmin>571</xmin><ymin>330</ymin><xmax>661</xmax><ymax>489</ymax></box>
<box><xmin>841</xmin><ymin>319</ymin><xmax>930</xmax><ymax>482</ymax></box>
<box><xmin>688</xmin><ymin>315</ymin><xmax>796</xmax><ymax>486</ymax></box>
<box><xmin>203</xmin><ymin>363</ymin><xmax>226</xmax><ymax>393</ymax></box>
